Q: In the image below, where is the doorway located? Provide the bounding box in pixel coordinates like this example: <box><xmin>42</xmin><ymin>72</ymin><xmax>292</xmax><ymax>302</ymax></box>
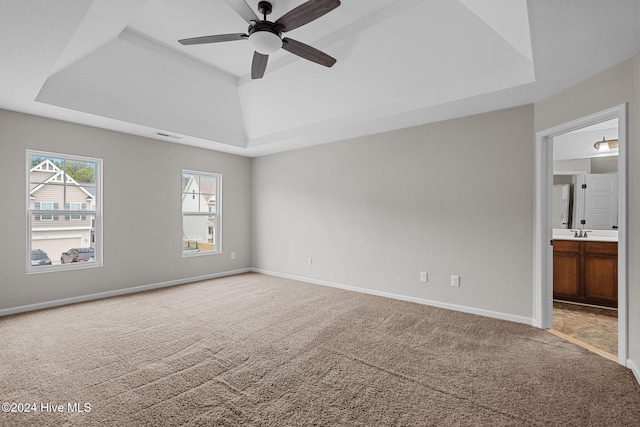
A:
<box><xmin>550</xmin><ymin>119</ymin><xmax>619</xmax><ymax>360</ymax></box>
<box><xmin>534</xmin><ymin>104</ymin><xmax>628</xmax><ymax>366</ymax></box>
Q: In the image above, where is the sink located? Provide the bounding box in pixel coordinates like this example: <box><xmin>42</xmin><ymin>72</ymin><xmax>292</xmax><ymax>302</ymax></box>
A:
<box><xmin>552</xmin><ymin>228</ymin><xmax>618</xmax><ymax>242</ymax></box>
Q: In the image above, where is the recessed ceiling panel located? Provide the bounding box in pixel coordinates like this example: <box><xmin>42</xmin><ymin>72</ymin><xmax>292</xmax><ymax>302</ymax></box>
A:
<box><xmin>37</xmin><ymin>36</ymin><xmax>246</xmax><ymax>146</ymax></box>
<box><xmin>239</xmin><ymin>0</ymin><xmax>535</xmax><ymax>142</ymax></box>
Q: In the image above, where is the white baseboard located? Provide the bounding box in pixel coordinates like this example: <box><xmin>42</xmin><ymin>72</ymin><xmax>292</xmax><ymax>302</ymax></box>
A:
<box><xmin>628</xmin><ymin>359</ymin><xmax>640</xmax><ymax>385</ymax></box>
<box><xmin>0</xmin><ymin>268</ymin><xmax>251</xmax><ymax>317</ymax></box>
<box><xmin>252</xmin><ymin>268</ymin><xmax>534</xmax><ymax>326</ymax></box>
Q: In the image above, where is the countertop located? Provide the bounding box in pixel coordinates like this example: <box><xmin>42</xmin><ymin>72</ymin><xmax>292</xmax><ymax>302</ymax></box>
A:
<box><xmin>552</xmin><ymin>229</ymin><xmax>618</xmax><ymax>242</ymax></box>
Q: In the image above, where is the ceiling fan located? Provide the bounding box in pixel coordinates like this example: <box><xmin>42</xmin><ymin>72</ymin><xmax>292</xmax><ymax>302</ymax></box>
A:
<box><xmin>178</xmin><ymin>0</ymin><xmax>341</xmax><ymax>79</ymax></box>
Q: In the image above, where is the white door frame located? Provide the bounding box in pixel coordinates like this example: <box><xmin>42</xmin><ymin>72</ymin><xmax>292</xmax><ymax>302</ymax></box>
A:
<box><xmin>534</xmin><ymin>103</ymin><xmax>628</xmax><ymax>366</ymax></box>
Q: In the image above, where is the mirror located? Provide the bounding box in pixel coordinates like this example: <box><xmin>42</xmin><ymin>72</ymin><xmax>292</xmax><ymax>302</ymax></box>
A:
<box><xmin>553</xmin><ymin>168</ymin><xmax>618</xmax><ymax>230</ymax></box>
<box><xmin>553</xmin><ymin>119</ymin><xmax>618</xmax><ymax>231</ymax></box>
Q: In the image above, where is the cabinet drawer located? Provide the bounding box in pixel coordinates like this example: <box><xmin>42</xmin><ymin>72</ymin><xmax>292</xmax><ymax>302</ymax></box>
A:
<box><xmin>584</xmin><ymin>241</ymin><xmax>617</xmax><ymax>256</ymax></box>
<box><xmin>553</xmin><ymin>240</ymin><xmax>580</xmax><ymax>253</ymax></box>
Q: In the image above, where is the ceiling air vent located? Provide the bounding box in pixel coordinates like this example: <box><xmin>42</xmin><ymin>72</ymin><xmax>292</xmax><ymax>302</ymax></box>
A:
<box><xmin>156</xmin><ymin>132</ymin><xmax>182</xmax><ymax>139</ymax></box>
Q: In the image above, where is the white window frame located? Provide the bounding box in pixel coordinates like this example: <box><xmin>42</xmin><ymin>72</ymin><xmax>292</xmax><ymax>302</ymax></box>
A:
<box><xmin>181</xmin><ymin>169</ymin><xmax>222</xmax><ymax>257</ymax></box>
<box><xmin>26</xmin><ymin>150</ymin><xmax>103</xmax><ymax>273</ymax></box>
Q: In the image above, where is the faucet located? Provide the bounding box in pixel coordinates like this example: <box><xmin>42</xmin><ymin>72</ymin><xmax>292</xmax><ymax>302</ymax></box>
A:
<box><xmin>570</xmin><ymin>229</ymin><xmax>589</xmax><ymax>238</ymax></box>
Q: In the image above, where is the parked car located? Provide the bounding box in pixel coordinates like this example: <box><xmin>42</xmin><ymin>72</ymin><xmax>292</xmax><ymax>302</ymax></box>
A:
<box><xmin>31</xmin><ymin>249</ymin><xmax>52</xmax><ymax>266</ymax></box>
<box><xmin>61</xmin><ymin>248</ymin><xmax>95</xmax><ymax>264</ymax></box>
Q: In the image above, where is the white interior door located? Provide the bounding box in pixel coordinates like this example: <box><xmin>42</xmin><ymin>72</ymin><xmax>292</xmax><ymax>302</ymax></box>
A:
<box><xmin>583</xmin><ymin>173</ymin><xmax>618</xmax><ymax>229</ymax></box>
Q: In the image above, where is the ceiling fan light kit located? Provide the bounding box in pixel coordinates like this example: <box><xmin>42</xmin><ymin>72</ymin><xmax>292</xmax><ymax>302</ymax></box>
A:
<box><xmin>248</xmin><ymin>24</ymin><xmax>282</xmax><ymax>55</ymax></box>
<box><xmin>178</xmin><ymin>0</ymin><xmax>341</xmax><ymax>79</ymax></box>
<box><xmin>249</xmin><ymin>30</ymin><xmax>282</xmax><ymax>55</ymax></box>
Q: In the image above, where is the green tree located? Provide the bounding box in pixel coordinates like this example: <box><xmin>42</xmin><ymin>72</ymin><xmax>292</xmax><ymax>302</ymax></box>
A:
<box><xmin>65</xmin><ymin>161</ymin><xmax>95</xmax><ymax>183</ymax></box>
<box><xmin>31</xmin><ymin>157</ymin><xmax>95</xmax><ymax>183</ymax></box>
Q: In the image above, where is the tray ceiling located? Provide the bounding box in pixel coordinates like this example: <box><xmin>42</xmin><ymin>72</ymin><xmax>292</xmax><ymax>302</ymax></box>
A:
<box><xmin>0</xmin><ymin>0</ymin><xmax>638</xmax><ymax>156</ymax></box>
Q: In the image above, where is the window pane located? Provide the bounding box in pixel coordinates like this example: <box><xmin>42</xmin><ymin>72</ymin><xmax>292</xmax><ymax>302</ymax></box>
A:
<box><xmin>31</xmin><ymin>212</ymin><xmax>96</xmax><ymax>266</ymax></box>
<box><xmin>182</xmin><ymin>173</ymin><xmax>200</xmax><ymax>213</ymax></box>
<box><xmin>28</xmin><ymin>152</ymin><xmax>101</xmax><ymax>272</ymax></box>
<box><xmin>78</xmin><ymin>183</ymin><xmax>97</xmax><ymax>207</ymax></box>
<box><xmin>64</xmin><ymin>159</ymin><xmax>96</xmax><ymax>184</ymax></box>
<box><xmin>182</xmin><ymin>173</ymin><xmax>197</xmax><ymax>194</ymax></box>
<box><xmin>199</xmin><ymin>175</ymin><xmax>217</xmax><ymax>213</ymax></box>
<box><xmin>198</xmin><ymin>175</ymin><xmax>216</xmax><ymax>189</ymax></box>
<box><xmin>182</xmin><ymin>215</ymin><xmax>216</xmax><ymax>254</ymax></box>
<box><xmin>181</xmin><ymin>171</ymin><xmax>220</xmax><ymax>256</ymax></box>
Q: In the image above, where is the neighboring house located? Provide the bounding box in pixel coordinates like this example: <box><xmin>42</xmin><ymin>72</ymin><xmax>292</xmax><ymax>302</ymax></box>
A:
<box><xmin>181</xmin><ymin>175</ymin><xmax>217</xmax><ymax>246</ymax></box>
<box><xmin>29</xmin><ymin>160</ymin><xmax>95</xmax><ymax>263</ymax></box>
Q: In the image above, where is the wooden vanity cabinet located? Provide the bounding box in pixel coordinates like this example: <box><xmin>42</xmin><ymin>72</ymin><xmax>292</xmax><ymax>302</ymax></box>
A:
<box><xmin>553</xmin><ymin>240</ymin><xmax>617</xmax><ymax>308</ymax></box>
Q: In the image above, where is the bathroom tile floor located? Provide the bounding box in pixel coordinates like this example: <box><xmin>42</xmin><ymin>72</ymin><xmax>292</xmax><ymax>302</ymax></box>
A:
<box><xmin>552</xmin><ymin>301</ymin><xmax>618</xmax><ymax>357</ymax></box>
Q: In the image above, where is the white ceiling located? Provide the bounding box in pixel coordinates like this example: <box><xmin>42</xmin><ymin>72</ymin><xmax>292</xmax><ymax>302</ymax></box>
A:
<box><xmin>554</xmin><ymin>119</ymin><xmax>619</xmax><ymax>161</ymax></box>
<box><xmin>0</xmin><ymin>0</ymin><xmax>638</xmax><ymax>157</ymax></box>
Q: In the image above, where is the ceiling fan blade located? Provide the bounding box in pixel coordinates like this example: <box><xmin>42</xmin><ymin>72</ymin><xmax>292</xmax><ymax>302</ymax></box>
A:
<box><xmin>179</xmin><ymin>33</ymin><xmax>247</xmax><ymax>45</ymax></box>
<box><xmin>224</xmin><ymin>0</ymin><xmax>259</xmax><ymax>24</ymax></box>
<box><xmin>275</xmin><ymin>0</ymin><xmax>341</xmax><ymax>33</ymax></box>
<box><xmin>252</xmin><ymin>52</ymin><xmax>268</xmax><ymax>79</ymax></box>
<box><xmin>282</xmin><ymin>38</ymin><xmax>336</xmax><ymax>67</ymax></box>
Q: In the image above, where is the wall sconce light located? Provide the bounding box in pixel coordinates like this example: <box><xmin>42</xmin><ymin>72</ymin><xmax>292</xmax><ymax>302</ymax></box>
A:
<box><xmin>594</xmin><ymin>137</ymin><xmax>618</xmax><ymax>151</ymax></box>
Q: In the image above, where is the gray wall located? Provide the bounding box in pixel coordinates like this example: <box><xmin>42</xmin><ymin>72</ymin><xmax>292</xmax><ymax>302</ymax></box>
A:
<box><xmin>0</xmin><ymin>110</ymin><xmax>252</xmax><ymax>310</ymax></box>
<box><xmin>534</xmin><ymin>55</ymin><xmax>639</xmax><ymax>372</ymax></box>
<box><xmin>591</xmin><ymin>156</ymin><xmax>619</xmax><ymax>173</ymax></box>
<box><xmin>252</xmin><ymin>105</ymin><xmax>535</xmax><ymax>320</ymax></box>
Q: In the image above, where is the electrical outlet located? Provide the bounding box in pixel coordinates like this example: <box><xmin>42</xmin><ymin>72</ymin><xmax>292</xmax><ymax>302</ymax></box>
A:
<box><xmin>230</xmin><ymin>252</ymin><xmax>236</xmax><ymax>260</ymax></box>
<box><xmin>420</xmin><ymin>272</ymin><xmax>428</xmax><ymax>282</ymax></box>
<box><xmin>307</xmin><ymin>257</ymin><xmax>312</xmax><ymax>266</ymax></box>
<box><xmin>451</xmin><ymin>275</ymin><xmax>460</xmax><ymax>287</ymax></box>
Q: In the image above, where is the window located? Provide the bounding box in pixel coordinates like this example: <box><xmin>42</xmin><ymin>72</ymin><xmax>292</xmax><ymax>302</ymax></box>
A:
<box><xmin>27</xmin><ymin>151</ymin><xmax>101</xmax><ymax>272</ymax></box>
<box><xmin>182</xmin><ymin>170</ymin><xmax>221</xmax><ymax>256</ymax></box>
<box><xmin>38</xmin><ymin>202</ymin><xmax>55</xmax><ymax>221</ymax></box>
<box><xmin>69</xmin><ymin>202</ymin><xmax>82</xmax><ymax>220</ymax></box>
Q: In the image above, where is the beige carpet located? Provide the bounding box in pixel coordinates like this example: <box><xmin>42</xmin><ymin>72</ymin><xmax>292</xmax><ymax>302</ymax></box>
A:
<box><xmin>1</xmin><ymin>273</ymin><xmax>639</xmax><ymax>426</ymax></box>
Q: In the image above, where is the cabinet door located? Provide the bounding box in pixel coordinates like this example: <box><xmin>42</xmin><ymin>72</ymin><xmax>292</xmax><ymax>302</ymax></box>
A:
<box><xmin>553</xmin><ymin>241</ymin><xmax>581</xmax><ymax>298</ymax></box>
<box><xmin>583</xmin><ymin>242</ymin><xmax>618</xmax><ymax>307</ymax></box>
<box><xmin>553</xmin><ymin>252</ymin><xmax>580</xmax><ymax>298</ymax></box>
